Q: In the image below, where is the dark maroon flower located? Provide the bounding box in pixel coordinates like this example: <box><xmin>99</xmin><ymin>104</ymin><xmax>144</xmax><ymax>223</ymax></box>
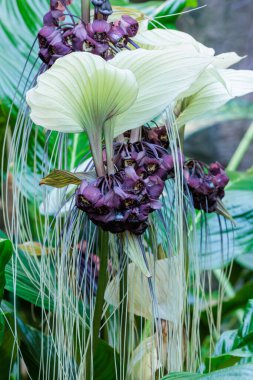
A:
<box><xmin>107</xmin><ymin>24</ymin><xmax>127</xmax><ymax>46</ymax></box>
<box><xmin>63</xmin><ymin>23</ymin><xmax>88</xmax><ymax>50</ymax></box>
<box><xmin>184</xmin><ymin>160</ymin><xmax>229</xmax><ymax>212</ymax></box>
<box><xmin>86</xmin><ymin>20</ymin><xmax>111</xmax><ymax>41</ymax></box>
<box><xmin>47</xmin><ymin>36</ymin><xmax>72</xmax><ymax>64</ymax></box>
<box><xmin>120</xmin><ymin>15</ymin><xmax>139</xmax><ymax>37</ymax></box>
<box><xmin>38</xmin><ymin>48</ymin><xmax>51</xmax><ymax>65</ymax></box>
<box><xmin>142</xmin><ymin>125</ymin><xmax>170</xmax><ymax>149</ymax></box>
<box><xmin>38</xmin><ymin>26</ymin><xmax>61</xmax><ymax>48</ymax></box>
<box><xmin>43</xmin><ymin>10</ymin><xmax>64</xmax><ymax>26</ymax></box>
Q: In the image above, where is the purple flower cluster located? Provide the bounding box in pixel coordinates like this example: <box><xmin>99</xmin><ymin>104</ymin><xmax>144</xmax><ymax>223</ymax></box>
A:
<box><xmin>38</xmin><ymin>0</ymin><xmax>139</xmax><ymax>65</ymax></box>
<box><xmin>76</xmin><ymin>142</ymin><xmax>179</xmax><ymax>234</ymax></box>
<box><xmin>113</xmin><ymin>141</ymin><xmax>175</xmax><ymax>180</ymax></box>
<box><xmin>183</xmin><ymin>160</ymin><xmax>229</xmax><ymax>212</ymax></box>
<box><xmin>76</xmin><ymin>167</ymin><xmax>164</xmax><ymax>234</ymax></box>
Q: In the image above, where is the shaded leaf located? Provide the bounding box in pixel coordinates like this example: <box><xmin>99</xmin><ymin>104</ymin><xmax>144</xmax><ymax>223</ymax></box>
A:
<box><xmin>0</xmin><ymin>238</ymin><xmax>13</xmax><ymax>302</ymax></box>
<box><xmin>162</xmin><ymin>364</ymin><xmax>253</xmax><ymax>379</ymax></box>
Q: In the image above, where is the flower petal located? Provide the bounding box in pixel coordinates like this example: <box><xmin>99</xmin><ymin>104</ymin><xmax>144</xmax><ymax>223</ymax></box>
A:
<box><xmin>26</xmin><ymin>52</ymin><xmax>138</xmax><ymax>135</ymax></box>
<box><xmin>176</xmin><ymin>68</ymin><xmax>253</xmax><ymax>128</ymax></box>
<box><xmin>109</xmin><ymin>48</ymin><xmax>214</xmax><ymax>136</ymax></box>
<box><xmin>213</xmin><ymin>52</ymin><xmax>245</xmax><ymax>69</ymax></box>
<box><xmin>133</xmin><ymin>28</ymin><xmax>215</xmax><ymax>56</ymax></box>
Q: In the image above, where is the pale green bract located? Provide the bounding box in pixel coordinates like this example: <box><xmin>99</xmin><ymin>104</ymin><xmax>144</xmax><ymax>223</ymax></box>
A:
<box><xmin>133</xmin><ymin>28</ymin><xmax>253</xmax><ymax>129</ymax></box>
<box><xmin>26</xmin><ymin>48</ymin><xmax>214</xmax><ymax>140</ymax></box>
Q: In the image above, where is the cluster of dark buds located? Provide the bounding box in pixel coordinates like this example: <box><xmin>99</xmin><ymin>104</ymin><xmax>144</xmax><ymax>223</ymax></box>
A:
<box><xmin>113</xmin><ymin>141</ymin><xmax>176</xmax><ymax>180</ymax></box>
<box><xmin>183</xmin><ymin>160</ymin><xmax>229</xmax><ymax>213</ymax></box>
<box><xmin>38</xmin><ymin>0</ymin><xmax>139</xmax><ymax>65</ymax></box>
<box><xmin>76</xmin><ymin>166</ymin><xmax>164</xmax><ymax>235</ymax></box>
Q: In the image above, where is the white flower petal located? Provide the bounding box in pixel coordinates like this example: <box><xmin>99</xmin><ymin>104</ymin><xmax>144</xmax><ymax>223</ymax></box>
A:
<box><xmin>213</xmin><ymin>52</ymin><xmax>245</xmax><ymax>69</ymax></box>
<box><xmin>110</xmin><ymin>48</ymin><xmax>214</xmax><ymax>136</ymax></box>
<box><xmin>133</xmin><ymin>28</ymin><xmax>215</xmax><ymax>56</ymax></box>
<box><xmin>26</xmin><ymin>52</ymin><xmax>138</xmax><ymax>135</ymax></box>
<box><xmin>176</xmin><ymin>68</ymin><xmax>253</xmax><ymax>128</ymax></box>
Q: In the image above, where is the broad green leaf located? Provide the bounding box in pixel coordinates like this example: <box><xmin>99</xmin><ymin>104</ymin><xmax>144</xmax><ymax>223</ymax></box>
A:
<box><xmin>196</xmin><ymin>170</ymin><xmax>253</xmax><ymax>270</ymax></box>
<box><xmin>0</xmin><ymin>238</ymin><xmax>13</xmax><ymax>302</ymax></box>
<box><xmin>111</xmin><ymin>47</ymin><xmax>214</xmax><ymax>137</ymax></box>
<box><xmin>205</xmin><ymin>300</ymin><xmax>253</xmax><ymax>371</ymax></box>
<box><xmin>5</xmin><ymin>250</ymin><xmax>53</xmax><ymax>311</ymax></box>
<box><xmin>0</xmin><ymin>310</ymin><xmax>17</xmax><ymax>376</ymax></box>
<box><xmin>162</xmin><ymin>364</ymin><xmax>253</xmax><ymax>379</ymax></box>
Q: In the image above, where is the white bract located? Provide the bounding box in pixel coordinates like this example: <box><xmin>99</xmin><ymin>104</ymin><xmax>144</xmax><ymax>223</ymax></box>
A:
<box><xmin>26</xmin><ymin>48</ymin><xmax>214</xmax><ymax>145</ymax></box>
<box><xmin>133</xmin><ymin>28</ymin><xmax>253</xmax><ymax>128</ymax></box>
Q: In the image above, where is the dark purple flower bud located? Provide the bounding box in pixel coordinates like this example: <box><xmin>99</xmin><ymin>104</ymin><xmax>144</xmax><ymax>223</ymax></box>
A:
<box><xmin>76</xmin><ymin>180</ymin><xmax>102</xmax><ymax>212</ymax></box>
<box><xmin>38</xmin><ymin>26</ymin><xmax>60</xmax><ymax>48</ymax></box>
<box><xmin>43</xmin><ymin>10</ymin><xmax>64</xmax><ymax>26</ymax></box>
<box><xmin>63</xmin><ymin>23</ymin><xmax>88</xmax><ymax>50</ymax></box>
<box><xmin>50</xmin><ymin>0</ymin><xmax>73</xmax><ymax>11</ymax></box>
<box><xmin>38</xmin><ymin>48</ymin><xmax>51</xmax><ymax>64</ymax></box>
<box><xmin>91</xmin><ymin>0</ymin><xmax>105</xmax><ymax>6</ymax></box>
<box><xmin>145</xmin><ymin>175</ymin><xmax>164</xmax><ymax>199</ymax></box>
<box><xmin>120</xmin><ymin>15</ymin><xmax>139</xmax><ymax>37</ymax></box>
<box><xmin>107</xmin><ymin>24</ymin><xmax>126</xmax><ymax>46</ymax></box>
<box><xmin>86</xmin><ymin>20</ymin><xmax>111</xmax><ymax>41</ymax></box>
<box><xmin>143</xmin><ymin>125</ymin><xmax>169</xmax><ymax>148</ymax></box>
<box><xmin>48</xmin><ymin>34</ymin><xmax>72</xmax><ymax>57</ymax></box>
<box><xmin>99</xmin><ymin>0</ymin><xmax>113</xmax><ymax>16</ymax></box>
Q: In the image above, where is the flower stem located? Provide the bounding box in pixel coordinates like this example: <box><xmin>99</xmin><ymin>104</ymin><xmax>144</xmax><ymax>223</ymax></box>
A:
<box><xmin>81</xmin><ymin>0</ymin><xmax>90</xmax><ymax>24</ymax></box>
<box><xmin>119</xmin><ymin>246</ymin><xmax>129</xmax><ymax>378</ymax></box>
<box><xmin>85</xmin><ymin>229</ymin><xmax>108</xmax><ymax>379</ymax></box>
<box><xmin>227</xmin><ymin>121</ymin><xmax>253</xmax><ymax>171</ymax></box>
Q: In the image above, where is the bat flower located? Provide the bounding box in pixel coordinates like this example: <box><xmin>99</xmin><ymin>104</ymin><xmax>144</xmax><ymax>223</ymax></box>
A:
<box><xmin>27</xmin><ymin>47</ymin><xmax>216</xmax><ymax>233</ymax></box>
<box><xmin>183</xmin><ymin>160</ymin><xmax>229</xmax><ymax>213</ymax></box>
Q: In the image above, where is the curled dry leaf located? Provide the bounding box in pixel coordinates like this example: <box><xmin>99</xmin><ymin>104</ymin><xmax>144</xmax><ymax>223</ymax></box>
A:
<box><xmin>105</xmin><ymin>255</ymin><xmax>183</xmax><ymax>322</ymax></box>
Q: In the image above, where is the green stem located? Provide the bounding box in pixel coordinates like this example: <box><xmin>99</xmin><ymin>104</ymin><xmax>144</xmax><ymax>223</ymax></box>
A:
<box><xmin>81</xmin><ymin>0</ymin><xmax>90</xmax><ymax>24</ymax></box>
<box><xmin>213</xmin><ymin>269</ymin><xmax>244</xmax><ymax>322</ymax></box>
<box><xmin>85</xmin><ymin>229</ymin><xmax>109</xmax><ymax>379</ymax></box>
<box><xmin>227</xmin><ymin>121</ymin><xmax>253</xmax><ymax>171</ymax></box>
<box><xmin>119</xmin><ymin>238</ymin><xmax>129</xmax><ymax>378</ymax></box>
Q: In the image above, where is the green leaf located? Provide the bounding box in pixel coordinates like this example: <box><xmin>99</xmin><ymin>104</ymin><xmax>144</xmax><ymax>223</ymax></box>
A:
<box><xmin>162</xmin><ymin>364</ymin><xmax>253</xmax><ymax>379</ymax></box>
<box><xmin>197</xmin><ymin>170</ymin><xmax>253</xmax><ymax>270</ymax></box>
<box><xmin>205</xmin><ymin>300</ymin><xmax>253</xmax><ymax>371</ymax></box>
<box><xmin>0</xmin><ymin>237</ymin><xmax>13</xmax><ymax>302</ymax></box>
<box><xmin>0</xmin><ymin>311</ymin><xmax>17</xmax><ymax>376</ymax></box>
<box><xmin>149</xmin><ymin>0</ymin><xmax>198</xmax><ymax>29</ymax></box>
